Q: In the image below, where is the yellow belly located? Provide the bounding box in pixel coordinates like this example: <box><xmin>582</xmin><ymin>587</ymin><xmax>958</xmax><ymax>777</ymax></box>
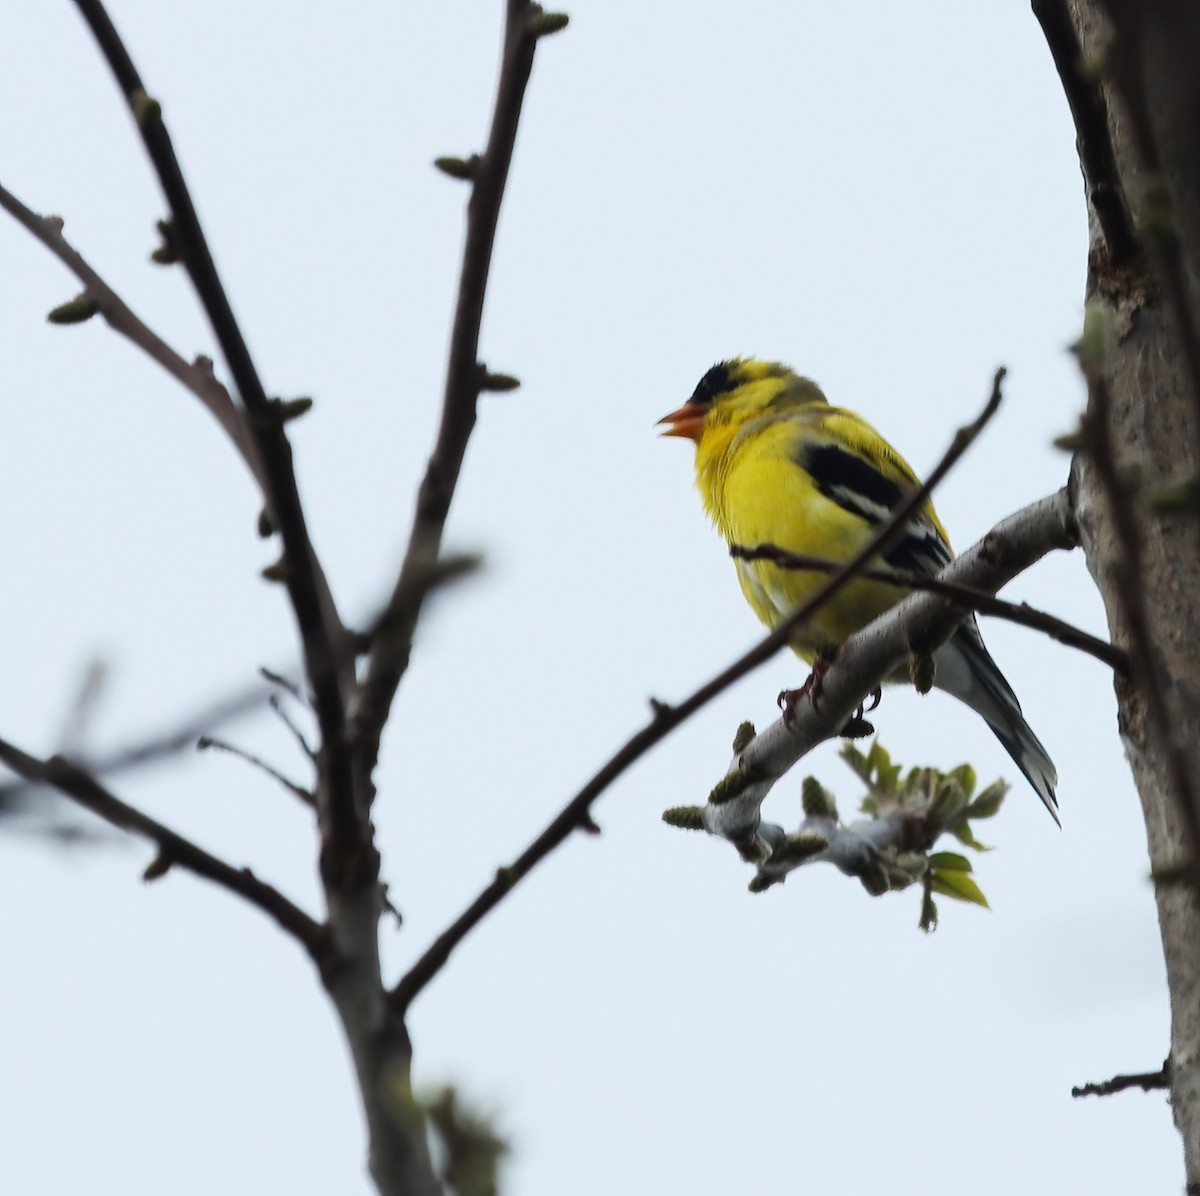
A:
<box><xmin>710</xmin><ymin>422</ymin><xmax>907</xmax><ymax>661</ymax></box>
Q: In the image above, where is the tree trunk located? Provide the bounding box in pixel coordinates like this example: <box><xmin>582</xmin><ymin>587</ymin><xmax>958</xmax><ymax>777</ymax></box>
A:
<box><xmin>1040</xmin><ymin>1</ymin><xmax>1200</xmax><ymax>1182</ymax></box>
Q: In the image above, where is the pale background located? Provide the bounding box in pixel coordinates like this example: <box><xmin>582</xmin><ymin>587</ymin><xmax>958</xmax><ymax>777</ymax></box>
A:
<box><xmin>0</xmin><ymin>2</ymin><xmax>1179</xmax><ymax>1193</ymax></box>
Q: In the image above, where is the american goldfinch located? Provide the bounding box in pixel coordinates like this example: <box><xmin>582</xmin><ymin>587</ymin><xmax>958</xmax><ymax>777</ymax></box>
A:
<box><xmin>658</xmin><ymin>358</ymin><xmax>1058</xmax><ymax>823</ymax></box>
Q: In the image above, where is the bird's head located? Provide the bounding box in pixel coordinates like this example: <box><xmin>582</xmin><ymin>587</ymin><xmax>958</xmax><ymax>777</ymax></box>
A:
<box><xmin>656</xmin><ymin>358</ymin><xmax>826</xmax><ymax>443</ymax></box>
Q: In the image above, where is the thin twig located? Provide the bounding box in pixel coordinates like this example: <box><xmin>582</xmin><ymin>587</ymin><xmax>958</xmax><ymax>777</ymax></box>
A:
<box><xmin>1083</xmin><ymin>373</ymin><xmax>1200</xmax><ymax>886</ymax></box>
<box><xmin>356</xmin><ymin>552</ymin><xmax>483</xmax><ymax>654</ymax></box>
<box><xmin>270</xmin><ymin>695</ymin><xmax>316</xmax><ymax>761</ymax></box>
<box><xmin>730</xmin><ymin>545</ymin><xmax>1127</xmax><ymax>674</ymax></box>
<box><xmin>1072</xmin><ymin>1058</ymin><xmax>1170</xmax><ymax>1098</ymax></box>
<box><xmin>390</xmin><ymin>371</ymin><xmax>1008</xmax><ymax>1013</ymax></box>
<box><xmin>0</xmin><ymin>181</ymin><xmax>265</xmax><ymax>489</ymax></box>
<box><xmin>0</xmin><ymin>683</ymin><xmax>272</xmax><ymax>813</ymax></box>
<box><xmin>70</xmin><ymin>0</ymin><xmax>359</xmax><ymax>860</ymax></box>
<box><xmin>354</xmin><ymin>1</ymin><xmax>545</xmax><ymax>785</ymax></box>
<box><xmin>197</xmin><ymin>736</ymin><xmax>315</xmax><ymax>808</ymax></box>
<box><xmin>0</xmin><ymin>736</ymin><xmax>327</xmax><ymax>956</ymax></box>
<box><xmin>55</xmin><ymin>658</ymin><xmax>110</xmax><ymax>757</ymax></box>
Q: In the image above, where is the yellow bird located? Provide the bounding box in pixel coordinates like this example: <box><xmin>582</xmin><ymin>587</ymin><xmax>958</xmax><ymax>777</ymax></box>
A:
<box><xmin>658</xmin><ymin>358</ymin><xmax>1058</xmax><ymax>823</ymax></box>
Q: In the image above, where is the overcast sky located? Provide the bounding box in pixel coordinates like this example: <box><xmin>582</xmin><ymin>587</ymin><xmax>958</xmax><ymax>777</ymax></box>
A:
<box><xmin>0</xmin><ymin>2</ymin><xmax>1181</xmax><ymax>1193</ymax></box>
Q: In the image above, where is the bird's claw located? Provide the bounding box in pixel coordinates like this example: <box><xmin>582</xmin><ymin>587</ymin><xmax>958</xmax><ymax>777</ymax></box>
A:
<box><xmin>777</xmin><ymin>659</ymin><xmax>833</xmax><ymax>725</ymax></box>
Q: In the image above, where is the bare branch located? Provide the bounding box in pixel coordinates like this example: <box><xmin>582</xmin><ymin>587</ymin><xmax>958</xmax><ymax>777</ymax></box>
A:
<box><xmin>354</xmin><ymin>1</ymin><xmax>548</xmax><ymax>783</ymax></box>
<box><xmin>1072</xmin><ymin>1058</ymin><xmax>1170</xmax><ymax>1098</ymax></box>
<box><xmin>390</xmin><ymin>373</ymin><xmax>1017</xmax><ymax>1013</ymax></box>
<box><xmin>0</xmin><ymin>181</ymin><xmax>265</xmax><ymax>489</ymax></box>
<box><xmin>0</xmin><ymin>736</ymin><xmax>327</xmax><ymax>956</ymax></box>
<box><xmin>69</xmin><ymin>0</ymin><xmax>360</xmax><ymax>863</ymax></box>
<box><xmin>730</xmin><ymin>545</ymin><xmax>1127</xmax><ymax>673</ymax></box>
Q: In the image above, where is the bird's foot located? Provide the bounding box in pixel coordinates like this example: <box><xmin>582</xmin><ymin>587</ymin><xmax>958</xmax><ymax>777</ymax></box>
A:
<box><xmin>778</xmin><ymin>659</ymin><xmax>833</xmax><ymax>725</ymax></box>
<box><xmin>838</xmin><ymin>688</ymin><xmax>882</xmax><ymax>739</ymax></box>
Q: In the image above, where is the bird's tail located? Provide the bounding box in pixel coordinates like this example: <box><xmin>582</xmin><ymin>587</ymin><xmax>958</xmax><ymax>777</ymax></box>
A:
<box><xmin>934</xmin><ymin>618</ymin><xmax>1059</xmax><ymax>825</ymax></box>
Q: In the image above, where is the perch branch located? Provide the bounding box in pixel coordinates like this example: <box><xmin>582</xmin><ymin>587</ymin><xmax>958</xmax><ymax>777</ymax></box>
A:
<box><xmin>730</xmin><ymin>544</ymin><xmax>1126</xmax><ymax>673</ymax></box>
<box><xmin>677</xmin><ymin>490</ymin><xmax>1075</xmax><ymax>882</ymax></box>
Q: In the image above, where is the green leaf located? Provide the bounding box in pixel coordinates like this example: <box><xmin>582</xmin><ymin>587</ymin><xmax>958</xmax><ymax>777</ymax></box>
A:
<box><xmin>947</xmin><ymin>763</ymin><xmax>977</xmax><ymax>799</ymax></box>
<box><xmin>928</xmin><ymin>851</ymin><xmax>972</xmax><ymax>873</ymax></box>
<box><xmin>949</xmin><ymin>822</ymin><xmax>992</xmax><ymax>851</ymax></box>
<box><xmin>965</xmin><ymin>781</ymin><xmax>1008</xmax><ymax>819</ymax></box>
<box><xmin>839</xmin><ymin>742</ymin><xmax>869</xmax><ymax>781</ymax></box>
<box><xmin>931</xmin><ymin>871</ymin><xmax>990</xmax><ymax>909</ymax></box>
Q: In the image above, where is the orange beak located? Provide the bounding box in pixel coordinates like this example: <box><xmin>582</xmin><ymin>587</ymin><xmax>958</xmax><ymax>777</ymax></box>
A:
<box><xmin>656</xmin><ymin>402</ymin><xmax>706</xmax><ymax>442</ymax></box>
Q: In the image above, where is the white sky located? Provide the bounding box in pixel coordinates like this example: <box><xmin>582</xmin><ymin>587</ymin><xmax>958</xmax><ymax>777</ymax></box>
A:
<box><xmin>0</xmin><ymin>1</ymin><xmax>1181</xmax><ymax>1193</ymax></box>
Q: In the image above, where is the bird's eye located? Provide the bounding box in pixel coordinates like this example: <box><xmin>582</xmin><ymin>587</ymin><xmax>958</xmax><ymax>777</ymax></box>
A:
<box><xmin>690</xmin><ymin>361</ymin><xmax>737</xmax><ymax>407</ymax></box>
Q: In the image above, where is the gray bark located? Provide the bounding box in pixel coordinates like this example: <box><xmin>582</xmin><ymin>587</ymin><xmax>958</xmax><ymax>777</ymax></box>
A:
<box><xmin>1053</xmin><ymin>1</ymin><xmax>1200</xmax><ymax>1181</ymax></box>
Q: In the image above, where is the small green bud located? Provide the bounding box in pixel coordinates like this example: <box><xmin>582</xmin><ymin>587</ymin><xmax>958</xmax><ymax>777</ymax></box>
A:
<box><xmin>433</xmin><ymin>155</ymin><xmax>479</xmax><ymax>181</ymax></box>
<box><xmin>529</xmin><ymin>11</ymin><xmax>570</xmax><ymax>36</ymax></box>
<box><xmin>131</xmin><ymin>89</ymin><xmax>162</xmax><ymax>128</ymax></box>
<box><xmin>800</xmin><ymin>775</ymin><xmax>837</xmax><ymax>820</ymax></box>
<box><xmin>150</xmin><ymin>218</ymin><xmax>181</xmax><ymax>265</ymax></box>
<box><xmin>731</xmin><ymin>720</ymin><xmax>756</xmax><ymax>753</ymax></box>
<box><xmin>143</xmin><ymin>853</ymin><xmax>172</xmax><ymax>882</ymax></box>
<box><xmin>779</xmin><ymin>829</ymin><xmax>829</xmax><ymax>863</ymax></box>
<box><xmin>1072</xmin><ymin>298</ymin><xmax>1114</xmax><ymax>377</ymax></box>
<box><xmin>261</xmin><ymin>557</ymin><xmax>291</xmax><ymax>582</ymax></box>
<box><xmin>1052</xmin><ymin>428</ymin><xmax>1084</xmax><ymax>453</ymax></box>
<box><xmin>909</xmin><ymin>651</ymin><xmax>935</xmax><ymax>695</ymax></box>
<box><xmin>479</xmin><ymin>371</ymin><xmax>521</xmax><ymax>393</ymax></box>
<box><xmin>662</xmin><ymin>805</ymin><xmax>705</xmax><ymax>830</ymax></box>
<box><xmin>47</xmin><ymin>294</ymin><xmax>100</xmax><ymax>324</ymax></box>
<box><xmin>748</xmin><ymin>873</ymin><xmax>775</xmax><ymax>894</ymax></box>
<box><xmin>707</xmin><ymin>772</ymin><xmax>748</xmax><ymax>806</ymax></box>
<box><xmin>277</xmin><ymin>396</ymin><xmax>314</xmax><ymax>422</ymax></box>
